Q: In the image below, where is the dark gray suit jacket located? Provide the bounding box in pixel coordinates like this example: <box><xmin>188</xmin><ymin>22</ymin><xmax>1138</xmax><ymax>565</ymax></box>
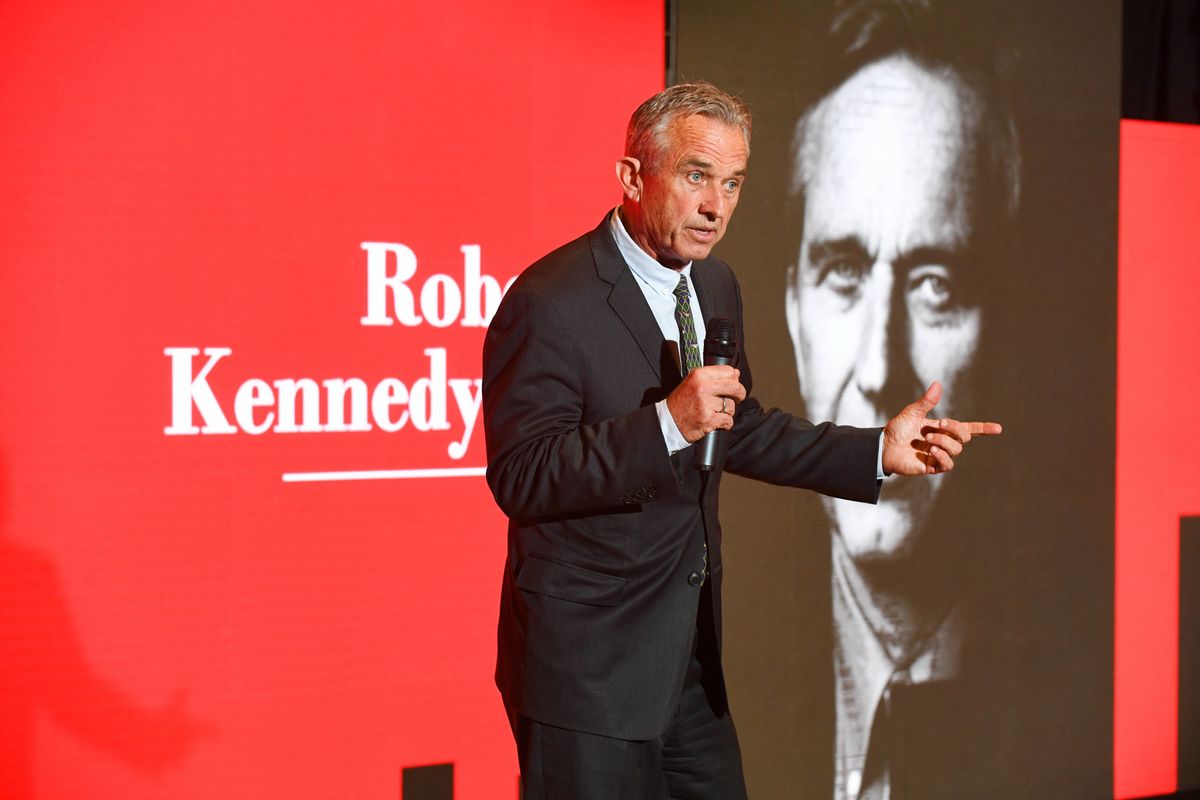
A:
<box><xmin>483</xmin><ymin>216</ymin><xmax>881</xmax><ymax>740</ymax></box>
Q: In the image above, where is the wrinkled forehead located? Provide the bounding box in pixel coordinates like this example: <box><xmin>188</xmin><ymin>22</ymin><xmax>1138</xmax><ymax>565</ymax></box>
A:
<box><xmin>792</xmin><ymin>56</ymin><xmax>990</xmax><ymax>257</ymax></box>
<box><xmin>799</xmin><ymin>54</ymin><xmax>983</xmax><ymax>194</ymax></box>
<box><xmin>662</xmin><ymin>113</ymin><xmax>749</xmax><ymax>170</ymax></box>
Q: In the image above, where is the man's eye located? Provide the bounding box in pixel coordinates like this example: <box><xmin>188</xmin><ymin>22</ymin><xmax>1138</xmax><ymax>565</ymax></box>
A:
<box><xmin>687</xmin><ymin>171</ymin><xmax>703</xmax><ymax>183</ymax></box>
<box><xmin>723</xmin><ymin>179</ymin><xmax>740</xmax><ymax>192</ymax></box>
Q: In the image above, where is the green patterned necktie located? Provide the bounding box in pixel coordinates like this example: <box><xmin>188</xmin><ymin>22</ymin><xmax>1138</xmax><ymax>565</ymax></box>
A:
<box><xmin>673</xmin><ymin>275</ymin><xmax>702</xmax><ymax>375</ymax></box>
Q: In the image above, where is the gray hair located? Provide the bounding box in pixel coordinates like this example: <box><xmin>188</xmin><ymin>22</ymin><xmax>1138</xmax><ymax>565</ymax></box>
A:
<box><xmin>625</xmin><ymin>81</ymin><xmax>752</xmax><ymax>174</ymax></box>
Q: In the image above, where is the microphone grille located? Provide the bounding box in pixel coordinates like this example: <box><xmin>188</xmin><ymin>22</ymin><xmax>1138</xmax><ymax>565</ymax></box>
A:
<box><xmin>706</xmin><ymin>317</ymin><xmax>737</xmax><ymax>345</ymax></box>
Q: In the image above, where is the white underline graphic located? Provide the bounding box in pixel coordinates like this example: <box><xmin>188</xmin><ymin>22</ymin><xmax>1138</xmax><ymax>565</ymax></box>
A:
<box><xmin>282</xmin><ymin>467</ymin><xmax>487</xmax><ymax>482</ymax></box>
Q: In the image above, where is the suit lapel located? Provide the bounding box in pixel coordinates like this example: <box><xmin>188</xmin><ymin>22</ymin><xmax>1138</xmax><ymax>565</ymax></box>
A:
<box><xmin>588</xmin><ymin>218</ymin><xmax>667</xmax><ymax>383</ymax></box>
<box><xmin>691</xmin><ymin>260</ymin><xmax>719</xmax><ymax>330</ymax></box>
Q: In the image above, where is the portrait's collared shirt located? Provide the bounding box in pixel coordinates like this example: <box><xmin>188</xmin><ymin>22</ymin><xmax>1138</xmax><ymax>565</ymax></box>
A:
<box><xmin>830</xmin><ymin>535</ymin><xmax>963</xmax><ymax>800</ymax></box>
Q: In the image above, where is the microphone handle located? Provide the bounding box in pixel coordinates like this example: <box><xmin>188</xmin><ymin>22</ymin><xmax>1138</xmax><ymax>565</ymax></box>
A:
<box><xmin>697</xmin><ymin>352</ymin><xmax>736</xmax><ymax>471</ymax></box>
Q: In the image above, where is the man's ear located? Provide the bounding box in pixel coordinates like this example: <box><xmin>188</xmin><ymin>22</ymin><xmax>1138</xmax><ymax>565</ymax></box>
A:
<box><xmin>615</xmin><ymin>157</ymin><xmax>642</xmax><ymax>201</ymax></box>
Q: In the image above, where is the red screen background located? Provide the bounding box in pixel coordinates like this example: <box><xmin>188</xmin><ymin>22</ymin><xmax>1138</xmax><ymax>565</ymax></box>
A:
<box><xmin>0</xmin><ymin>2</ymin><xmax>662</xmax><ymax>797</ymax></box>
<box><xmin>1115</xmin><ymin>119</ymin><xmax>1200</xmax><ymax>799</ymax></box>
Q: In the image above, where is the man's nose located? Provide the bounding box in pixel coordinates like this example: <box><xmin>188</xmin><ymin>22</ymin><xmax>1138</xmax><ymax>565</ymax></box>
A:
<box><xmin>853</xmin><ymin>262</ymin><xmax>894</xmax><ymax>400</ymax></box>
<box><xmin>697</xmin><ymin>186</ymin><xmax>724</xmax><ymax>220</ymax></box>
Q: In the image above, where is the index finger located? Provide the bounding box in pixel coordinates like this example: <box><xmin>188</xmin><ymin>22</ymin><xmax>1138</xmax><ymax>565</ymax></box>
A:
<box><xmin>692</xmin><ymin>365</ymin><xmax>746</xmax><ymax>399</ymax></box>
<box><xmin>715</xmin><ymin>377</ymin><xmax>747</xmax><ymax>401</ymax></box>
<box><xmin>693</xmin><ymin>364</ymin><xmax>739</xmax><ymax>381</ymax></box>
<box><xmin>940</xmin><ymin>419</ymin><xmax>1003</xmax><ymax>437</ymax></box>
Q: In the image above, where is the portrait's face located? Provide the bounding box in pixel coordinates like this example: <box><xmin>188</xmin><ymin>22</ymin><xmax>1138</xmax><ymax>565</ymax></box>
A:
<box><xmin>619</xmin><ymin>114</ymin><xmax>747</xmax><ymax>269</ymax></box>
<box><xmin>786</xmin><ymin>55</ymin><xmax>984</xmax><ymax>564</ymax></box>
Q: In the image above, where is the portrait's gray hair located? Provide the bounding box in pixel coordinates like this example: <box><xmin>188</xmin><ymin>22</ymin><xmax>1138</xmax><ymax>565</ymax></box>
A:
<box><xmin>626</xmin><ymin>81</ymin><xmax>752</xmax><ymax>175</ymax></box>
<box><xmin>789</xmin><ymin>0</ymin><xmax>1021</xmax><ymax>223</ymax></box>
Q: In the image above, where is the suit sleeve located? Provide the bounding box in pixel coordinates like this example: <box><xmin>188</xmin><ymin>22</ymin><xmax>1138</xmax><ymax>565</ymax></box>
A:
<box><xmin>724</xmin><ymin>398</ymin><xmax>882</xmax><ymax>503</ymax></box>
<box><xmin>718</xmin><ymin>264</ymin><xmax>882</xmax><ymax>504</ymax></box>
<box><xmin>483</xmin><ymin>285</ymin><xmax>681</xmax><ymax>521</ymax></box>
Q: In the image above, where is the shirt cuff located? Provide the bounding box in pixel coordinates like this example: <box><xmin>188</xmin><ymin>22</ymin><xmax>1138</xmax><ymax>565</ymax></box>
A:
<box><xmin>656</xmin><ymin>399</ymin><xmax>692</xmax><ymax>455</ymax></box>
<box><xmin>877</xmin><ymin>431</ymin><xmax>887</xmax><ymax>480</ymax></box>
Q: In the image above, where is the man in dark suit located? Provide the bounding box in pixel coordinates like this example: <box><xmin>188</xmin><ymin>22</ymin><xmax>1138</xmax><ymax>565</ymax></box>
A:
<box><xmin>482</xmin><ymin>81</ymin><xmax>999</xmax><ymax>800</ymax></box>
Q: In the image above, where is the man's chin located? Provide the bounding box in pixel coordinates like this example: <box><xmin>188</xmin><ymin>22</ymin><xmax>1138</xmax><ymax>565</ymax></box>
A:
<box><xmin>678</xmin><ymin>245</ymin><xmax>716</xmax><ymax>264</ymax></box>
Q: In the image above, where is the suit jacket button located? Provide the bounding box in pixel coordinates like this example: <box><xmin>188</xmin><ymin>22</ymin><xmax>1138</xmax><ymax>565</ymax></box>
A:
<box><xmin>687</xmin><ymin>571</ymin><xmax>702</xmax><ymax>587</ymax></box>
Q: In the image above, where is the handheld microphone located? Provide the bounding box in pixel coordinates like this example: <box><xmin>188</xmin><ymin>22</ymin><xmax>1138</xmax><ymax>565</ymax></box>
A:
<box><xmin>698</xmin><ymin>317</ymin><xmax>738</xmax><ymax>471</ymax></box>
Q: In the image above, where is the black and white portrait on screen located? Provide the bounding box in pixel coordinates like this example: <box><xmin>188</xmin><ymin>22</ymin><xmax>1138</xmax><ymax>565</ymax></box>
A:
<box><xmin>674</xmin><ymin>0</ymin><xmax>1117</xmax><ymax>797</ymax></box>
<box><xmin>783</xmin><ymin>5</ymin><xmax>1020</xmax><ymax>797</ymax></box>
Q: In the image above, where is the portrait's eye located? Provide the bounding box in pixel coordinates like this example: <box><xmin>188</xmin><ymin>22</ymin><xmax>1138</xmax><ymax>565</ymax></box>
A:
<box><xmin>907</xmin><ymin>265</ymin><xmax>969</xmax><ymax>322</ymax></box>
<box><xmin>911</xmin><ymin>269</ymin><xmax>951</xmax><ymax>306</ymax></box>
<box><xmin>723</xmin><ymin>178</ymin><xmax>740</xmax><ymax>192</ymax></box>
<box><xmin>687</xmin><ymin>171</ymin><xmax>703</xmax><ymax>183</ymax></box>
<box><xmin>819</xmin><ymin>258</ymin><xmax>869</xmax><ymax>299</ymax></box>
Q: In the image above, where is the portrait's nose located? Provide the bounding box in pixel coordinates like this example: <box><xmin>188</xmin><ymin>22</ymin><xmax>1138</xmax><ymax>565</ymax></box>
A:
<box><xmin>853</xmin><ymin>262</ymin><xmax>894</xmax><ymax>401</ymax></box>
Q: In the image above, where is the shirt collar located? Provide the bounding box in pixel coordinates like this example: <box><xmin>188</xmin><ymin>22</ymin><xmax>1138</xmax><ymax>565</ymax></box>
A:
<box><xmin>609</xmin><ymin>207</ymin><xmax>692</xmax><ymax>293</ymax></box>
<box><xmin>832</xmin><ymin>539</ymin><xmax>896</xmax><ymax>763</ymax></box>
<box><xmin>831</xmin><ymin>534</ymin><xmax>964</xmax><ymax>782</ymax></box>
